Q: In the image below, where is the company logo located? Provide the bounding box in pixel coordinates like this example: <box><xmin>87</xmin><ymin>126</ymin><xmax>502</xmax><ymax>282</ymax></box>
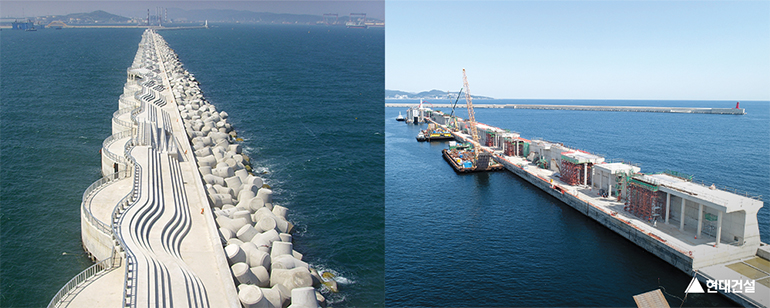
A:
<box><xmin>685</xmin><ymin>276</ymin><xmax>705</xmax><ymax>294</ymax></box>
<box><xmin>685</xmin><ymin>275</ymin><xmax>756</xmax><ymax>294</ymax></box>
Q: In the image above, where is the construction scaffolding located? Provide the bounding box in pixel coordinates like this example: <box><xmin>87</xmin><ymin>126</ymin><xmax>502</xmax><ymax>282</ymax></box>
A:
<box><xmin>626</xmin><ymin>176</ymin><xmax>665</xmax><ymax>222</ymax></box>
<box><xmin>559</xmin><ymin>150</ymin><xmax>601</xmax><ymax>186</ymax></box>
<box><xmin>560</xmin><ymin>160</ymin><xmax>592</xmax><ymax>186</ymax></box>
<box><xmin>485</xmin><ymin>132</ymin><xmax>494</xmax><ymax>147</ymax></box>
<box><xmin>504</xmin><ymin>140</ymin><xmax>516</xmax><ymax>156</ymax></box>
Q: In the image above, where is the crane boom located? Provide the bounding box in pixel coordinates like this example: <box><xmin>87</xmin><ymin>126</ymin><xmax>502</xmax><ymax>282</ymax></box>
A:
<box><xmin>462</xmin><ymin>69</ymin><xmax>479</xmax><ymax>157</ymax></box>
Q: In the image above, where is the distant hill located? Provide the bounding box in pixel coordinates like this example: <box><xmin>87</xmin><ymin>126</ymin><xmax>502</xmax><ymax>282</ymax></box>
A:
<box><xmin>386</xmin><ymin>89</ymin><xmax>492</xmax><ymax>100</ymax></box>
<box><xmin>30</xmin><ymin>9</ymin><xmax>383</xmax><ymax>26</ymax></box>
<box><xmin>54</xmin><ymin>10</ymin><xmax>131</xmax><ymax>24</ymax></box>
<box><xmin>166</xmin><ymin>8</ymin><xmax>384</xmax><ymax>24</ymax></box>
<box><xmin>167</xmin><ymin>9</ymin><xmax>319</xmax><ymax>24</ymax></box>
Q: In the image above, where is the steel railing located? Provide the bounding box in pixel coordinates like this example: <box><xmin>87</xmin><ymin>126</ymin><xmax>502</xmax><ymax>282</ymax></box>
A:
<box><xmin>113</xmin><ymin>108</ymin><xmax>136</xmax><ymax>131</ymax></box>
<box><xmin>102</xmin><ymin>130</ymin><xmax>134</xmax><ymax>166</ymax></box>
<box><xmin>81</xmin><ymin>169</ymin><xmax>133</xmax><ymax>235</ymax></box>
<box><xmin>46</xmin><ymin>246</ymin><xmax>121</xmax><ymax>308</ymax></box>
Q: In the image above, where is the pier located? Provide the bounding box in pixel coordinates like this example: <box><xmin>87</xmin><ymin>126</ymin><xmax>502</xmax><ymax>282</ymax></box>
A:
<box><xmin>414</xmin><ymin>107</ymin><xmax>768</xmax><ymax>307</ymax></box>
<box><xmin>50</xmin><ymin>30</ymin><xmax>323</xmax><ymax>308</ymax></box>
<box><xmin>385</xmin><ymin>103</ymin><xmax>747</xmax><ymax>115</ymax></box>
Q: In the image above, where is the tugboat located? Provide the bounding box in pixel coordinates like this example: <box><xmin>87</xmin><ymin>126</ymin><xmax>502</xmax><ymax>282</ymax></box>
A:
<box><xmin>416</xmin><ymin>131</ymin><xmax>426</xmax><ymax>142</ymax></box>
<box><xmin>396</xmin><ymin>112</ymin><xmax>405</xmax><ymax>121</ymax></box>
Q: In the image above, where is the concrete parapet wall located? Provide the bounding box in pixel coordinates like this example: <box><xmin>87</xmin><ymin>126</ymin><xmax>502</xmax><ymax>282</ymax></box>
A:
<box><xmin>101</xmin><ymin>151</ymin><xmax>125</xmax><ymax>178</ymax></box>
<box><xmin>80</xmin><ymin>207</ymin><xmax>114</xmax><ymax>261</ymax></box>
<box><xmin>757</xmin><ymin>243</ymin><xmax>770</xmax><ymax>261</ymax></box>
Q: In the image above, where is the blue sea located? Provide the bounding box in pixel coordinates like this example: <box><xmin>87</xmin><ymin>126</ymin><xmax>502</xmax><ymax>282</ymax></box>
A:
<box><xmin>0</xmin><ymin>24</ymin><xmax>383</xmax><ymax>307</ymax></box>
<box><xmin>386</xmin><ymin>99</ymin><xmax>769</xmax><ymax>307</ymax></box>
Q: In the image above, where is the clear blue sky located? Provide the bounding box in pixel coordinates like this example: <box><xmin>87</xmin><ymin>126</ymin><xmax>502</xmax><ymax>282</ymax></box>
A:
<box><xmin>386</xmin><ymin>1</ymin><xmax>770</xmax><ymax>100</ymax></box>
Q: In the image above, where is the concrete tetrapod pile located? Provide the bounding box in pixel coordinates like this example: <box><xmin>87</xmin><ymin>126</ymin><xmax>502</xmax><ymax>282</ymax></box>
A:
<box><xmin>154</xmin><ymin>36</ymin><xmax>326</xmax><ymax>308</ymax></box>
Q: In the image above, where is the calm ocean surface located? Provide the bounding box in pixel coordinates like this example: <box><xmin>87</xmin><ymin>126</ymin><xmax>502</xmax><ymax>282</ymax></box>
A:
<box><xmin>0</xmin><ymin>25</ymin><xmax>383</xmax><ymax>307</ymax></box>
<box><xmin>386</xmin><ymin>99</ymin><xmax>769</xmax><ymax>307</ymax></box>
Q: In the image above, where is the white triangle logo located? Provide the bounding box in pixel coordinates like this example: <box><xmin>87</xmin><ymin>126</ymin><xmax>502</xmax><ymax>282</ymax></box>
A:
<box><xmin>685</xmin><ymin>276</ymin><xmax>705</xmax><ymax>294</ymax></box>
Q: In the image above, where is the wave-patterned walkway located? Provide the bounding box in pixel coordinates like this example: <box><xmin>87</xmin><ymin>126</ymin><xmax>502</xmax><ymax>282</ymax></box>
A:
<box><xmin>119</xmin><ymin>143</ymin><xmax>208</xmax><ymax>307</ymax></box>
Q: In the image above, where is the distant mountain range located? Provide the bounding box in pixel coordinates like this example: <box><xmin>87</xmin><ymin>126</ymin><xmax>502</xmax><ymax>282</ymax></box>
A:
<box><xmin>386</xmin><ymin>89</ymin><xmax>492</xmax><ymax>100</ymax></box>
<box><xmin>36</xmin><ymin>10</ymin><xmax>131</xmax><ymax>24</ymax></box>
<box><xmin>20</xmin><ymin>9</ymin><xmax>383</xmax><ymax>25</ymax></box>
<box><xmin>165</xmin><ymin>8</ymin><xmax>383</xmax><ymax>24</ymax></box>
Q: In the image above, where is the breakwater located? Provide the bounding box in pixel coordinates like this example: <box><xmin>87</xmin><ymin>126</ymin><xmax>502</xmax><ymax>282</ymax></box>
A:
<box><xmin>419</xmin><ymin>108</ymin><xmax>768</xmax><ymax>307</ymax></box>
<box><xmin>385</xmin><ymin>103</ymin><xmax>746</xmax><ymax>114</ymax></box>
<box><xmin>49</xmin><ymin>29</ymin><xmax>325</xmax><ymax>308</ymax></box>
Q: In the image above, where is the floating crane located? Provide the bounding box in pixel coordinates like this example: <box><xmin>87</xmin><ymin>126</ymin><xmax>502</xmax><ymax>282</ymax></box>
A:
<box><xmin>463</xmin><ymin>69</ymin><xmax>495</xmax><ymax>169</ymax></box>
<box><xmin>463</xmin><ymin>68</ymin><xmax>480</xmax><ymax>159</ymax></box>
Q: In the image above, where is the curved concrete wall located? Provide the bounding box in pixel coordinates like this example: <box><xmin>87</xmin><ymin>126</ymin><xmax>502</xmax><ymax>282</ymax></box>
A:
<box><xmin>80</xmin><ymin>206</ymin><xmax>114</xmax><ymax>261</ymax></box>
<box><xmin>101</xmin><ymin>151</ymin><xmax>125</xmax><ymax>177</ymax></box>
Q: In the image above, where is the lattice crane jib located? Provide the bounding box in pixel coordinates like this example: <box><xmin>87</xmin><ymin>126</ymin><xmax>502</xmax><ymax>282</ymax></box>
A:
<box><xmin>462</xmin><ymin>69</ymin><xmax>480</xmax><ymax>158</ymax></box>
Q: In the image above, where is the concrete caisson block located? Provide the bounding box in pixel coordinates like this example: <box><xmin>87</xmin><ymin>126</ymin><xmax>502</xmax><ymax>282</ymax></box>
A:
<box><xmin>241</xmin><ymin>242</ymin><xmax>271</xmax><ymax>270</ymax></box>
<box><xmin>198</xmin><ymin>166</ymin><xmax>212</xmax><ymax>175</ymax></box>
<box><xmin>232</xmin><ymin>210</ymin><xmax>253</xmax><ymax>224</ymax></box>
<box><xmin>279</xmin><ymin>233</ymin><xmax>292</xmax><ymax>243</ymax></box>
<box><xmin>226</xmin><ymin>238</ymin><xmax>244</xmax><ymax>247</ymax></box>
<box><xmin>271</xmin><ymin>254</ymin><xmax>308</xmax><ymax>270</ymax></box>
<box><xmin>224</xmin><ymin>176</ymin><xmax>243</xmax><ymax>195</ymax></box>
<box><xmin>198</xmin><ymin>155</ymin><xmax>217</xmax><ymax>167</ymax></box>
<box><xmin>235</xmin><ymin>169</ymin><xmax>249</xmax><ymax>182</ymax></box>
<box><xmin>256</xmin><ymin>188</ymin><xmax>273</xmax><ymax>204</ymax></box>
<box><xmin>271</xmin><ymin>241</ymin><xmax>293</xmax><ymax>258</ymax></box>
<box><xmin>255</xmin><ymin>217</ymin><xmax>277</xmax><ymax>233</ymax></box>
<box><xmin>245</xmin><ymin>175</ymin><xmax>264</xmax><ymax>188</ymax></box>
<box><xmin>203</xmin><ymin>174</ymin><xmax>225</xmax><ymax>186</ymax></box>
<box><xmin>229</xmin><ymin>144</ymin><xmax>242</xmax><ymax>154</ymax></box>
<box><xmin>238</xmin><ymin>284</ymin><xmax>268</xmax><ymax>308</ymax></box>
<box><xmin>219</xmin><ymin>227</ymin><xmax>234</xmax><ymax>242</ymax></box>
<box><xmin>237</xmin><ymin>224</ymin><xmax>259</xmax><ymax>242</ymax></box>
<box><xmin>287</xmin><ymin>287</ymin><xmax>321</xmax><ymax>308</ymax></box>
<box><xmin>250</xmin><ymin>266</ymin><xmax>270</xmax><ymax>288</ymax></box>
<box><xmin>232</xmin><ymin>262</ymin><xmax>258</xmax><ymax>285</ymax></box>
<box><xmin>272</xmin><ymin>205</ymin><xmax>288</xmax><ymax>219</ymax></box>
<box><xmin>248</xmin><ymin>198</ymin><xmax>265</xmax><ymax>213</ymax></box>
<box><xmin>269</xmin><ymin>268</ymin><xmax>313</xmax><ymax>293</ymax></box>
<box><xmin>260</xmin><ymin>287</ymin><xmax>283</xmax><ymax>308</ymax></box>
<box><xmin>225</xmin><ymin>243</ymin><xmax>247</xmax><ymax>265</ymax></box>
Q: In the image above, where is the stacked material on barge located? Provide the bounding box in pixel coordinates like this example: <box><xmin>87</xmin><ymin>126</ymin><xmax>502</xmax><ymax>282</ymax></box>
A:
<box><xmin>416</xmin><ymin>124</ymin><xmax>454</xmax><ymax>142</ymax></box>
<box><xmin>50</xmin><ymin>30</ymin><xmax>325</xmax><ymax>308</ymax></box>
<box><xmin>421</xmin><ymin>108</ymin><xmax>768</xmax><ymax>307</ymax></box>
<box><xmin>442</xmin><ymin>141</ymin><xmax>503</xmax><ymax>173</ymax></box>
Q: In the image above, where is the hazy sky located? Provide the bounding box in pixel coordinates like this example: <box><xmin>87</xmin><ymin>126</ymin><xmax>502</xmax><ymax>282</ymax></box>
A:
<box><xmin>386</xmin><ymin>1</ymin><xmax>770</xmax><ymax>100</ymax></box>
<box><xmin>0</xmin><ymin>1</ymin><xmax>384</xmax><ymax>20</ymax></box>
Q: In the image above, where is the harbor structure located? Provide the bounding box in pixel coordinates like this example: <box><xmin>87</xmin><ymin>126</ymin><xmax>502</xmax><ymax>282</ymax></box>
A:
<box><xmin>49</xmin><ymin>30</ymin><xmax>323</xmax><ymax>308</ymax></box>
<box><xmin>414</xmin><ymin>106</ymin><xmax>768</xmax><ymax>307</ymax></box>
<box><xmin>387</xmin><ymin>102</ymin><xmax>747</xmax><ymax>115</ymax></box>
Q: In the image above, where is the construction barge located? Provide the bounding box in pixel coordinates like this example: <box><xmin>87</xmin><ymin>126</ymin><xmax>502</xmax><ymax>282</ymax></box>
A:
<box><xmin>442</xmin><ymin>142</ymin><xmax>504</xmax><ymax>173</ymax></box>
<box><xmin>416</xmin><ymin>124</ymin><xmax>454</xmax><ymax>142</ymax></box>
<box><xmin>405</xmin><ymin>102</ymin><xmax>768</xmax><ymax>307</ymax></box>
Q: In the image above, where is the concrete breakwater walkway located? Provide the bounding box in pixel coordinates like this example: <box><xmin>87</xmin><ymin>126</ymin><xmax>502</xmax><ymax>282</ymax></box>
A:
<box><xmin>385</xmin><ymin>103</ymin><xmax>747</xmax><ymax>115</ymax></box>
<box><xmin>50</xmin><ymin>30</ymin><xmax>324</xmax><ymax>308</ymax></box>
